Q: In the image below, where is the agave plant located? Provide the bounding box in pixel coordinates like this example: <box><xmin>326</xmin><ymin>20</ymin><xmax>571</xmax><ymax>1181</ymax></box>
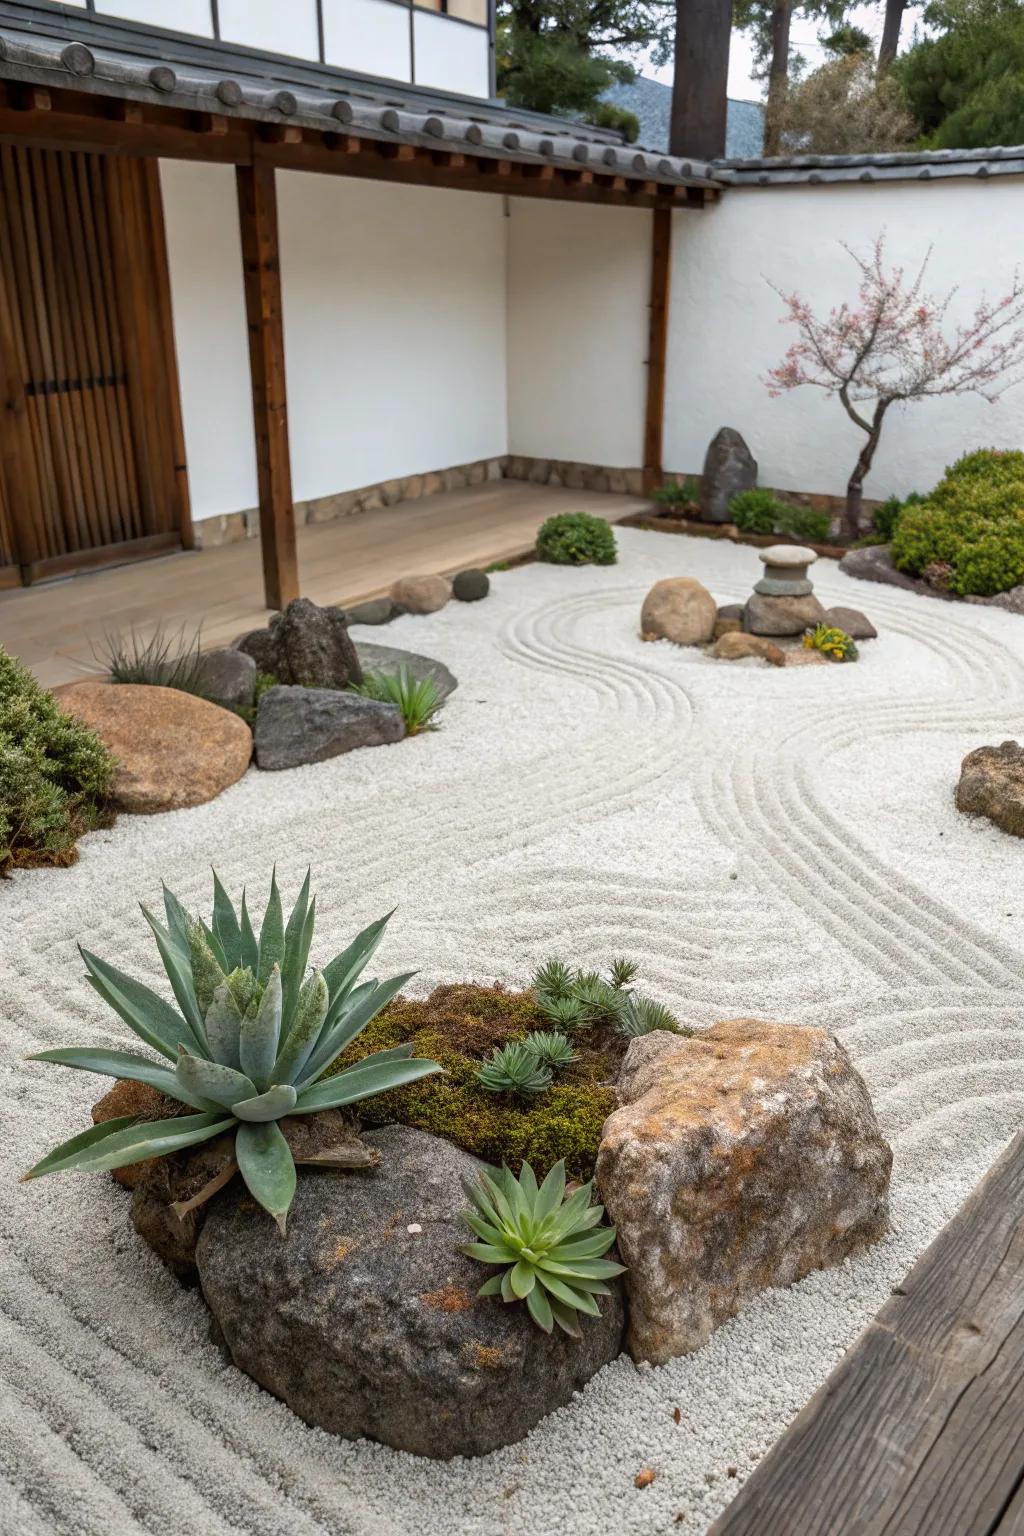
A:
<box><xmin>617</xmin><ymin>993</ymin><xmax>684</xmax><ymax>1038</ymax></box>
<box><xmin>24</xmin><ymin>870</ymin><xmax>441</xmax><ymax>1231</ymax></box>
<box><xmin>524</xmin><ymin>1030</ymin><xmax>578</xmax><ymax>1070</ymax></box>
<box><xmin>461</xmin><ymin>1159</ymin><xmax>625</xmax><ymax>1335</ymax></box>
<box><xmin>476</xmin><ymin>1041</ymin><xmax>552</xmax><ymax>1098</ymax></box>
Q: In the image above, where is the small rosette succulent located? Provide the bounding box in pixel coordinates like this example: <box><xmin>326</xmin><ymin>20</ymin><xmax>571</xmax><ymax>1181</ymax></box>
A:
<box><xmin>462</xmin><ymin>1159</ymin><xmax>625</xmax><ymax>1335</ymax></box>
<box><xmin>24</xmin><ymin>869</ymin><xmax>441</xmax><ymax>1231</ymax></box>
<box><xmin>803</xmin><ymin>624</ymin><xmax>859</xmax><ymax>662</ymax></box>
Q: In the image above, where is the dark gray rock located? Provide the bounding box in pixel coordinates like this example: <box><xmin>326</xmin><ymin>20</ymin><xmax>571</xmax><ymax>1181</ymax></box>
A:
<box><xmin>254</xmin><ymin>686</ymin><xmax>404</xmax><ymax>770</ymax></box>
<box><xmin>452</xmin><ymin>568</ymin><xmax>490</xmax><ymax>602</ymax></box>
<box><xmin>194</xmin><ymin>648</ymin><xmax>257</xmax><ymax>711</ymax></box>
<box><xmin>237</xmin><ymin>598</ymin><xmax>363</xmax><ymax>689</ymax></box>
<box><xmin>744</xmin><ymin>592</ymin><xmax>827</xmax><ymax>637</ymax></box>
<box><xmin>716</xmin><ymin>602</ymin><xmax>745</xmax><ymax>621</ymax></box>
<box><xmin>966</xmin><ymin>585</ymin><xmax>1024</xmax><ymax>614</ymax></box>
<box><xmin>196</xmin><ymin>1126</ymin><xmax>624</xmax><ymax>1459</ymax></box>
<box><xmin>699</xmin><ymin>428</ymin><xmax>757</xmax><ymax>524</ymax></box>
<box><xmin>356</xmin><ymin>642</ymin><xmax>458</xmax><ymax>700</ymax></box>
<box><xmin>346</xmin><ymin>597</ymin><xmax>404</xmax><ymax>626</ymax></box>
<box><xmin>838</xmin><ymin>544</ymin><xmax>922</xmax><ymax>593</ymax></box>
<box><xmin>956</xmin><ymin>741</ymin><xmax>1024</xmax><ymax>838</ymax></box>
<box><xmin>823</xmin><ymin>606</ymin><xmax>878</xmax><ymax>640</ymax></box>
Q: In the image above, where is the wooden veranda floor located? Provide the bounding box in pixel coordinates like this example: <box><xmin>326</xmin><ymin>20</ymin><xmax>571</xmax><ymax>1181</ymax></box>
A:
<box><xmin>0</xmin><ymin>481</ymin><xmax>645</xmax><ymax>688</ymax></box>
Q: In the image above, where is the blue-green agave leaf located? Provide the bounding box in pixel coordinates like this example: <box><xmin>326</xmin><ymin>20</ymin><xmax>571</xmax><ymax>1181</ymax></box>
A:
<box><xmin>26</xmin><ymin>1111</ymin><xmax>234</xmax><ymax>1178</ymax></box>
<box><xmin>231</xmin><ymin>1084</ymin><xmax>298</xmax><ymax>1122</ymax></box>
<box><xmin>141</xmin><ymin>906</ymin><xmax>207</xmax><ymax>1048</ymax></box>
<box><xmin>272</xmin><ymin>970</ymin><xmax>328</xmax><ymax>1085</ymax></box>
<box><xmin>187</xmin><ymin>918</ymin><xmax>227</xmax><ymax>1019</ymax></box>
<box><xmin>239</xmin><ymin>966</ymin><xmax>282</xmax><ymax>1089</ymax></box>
<box><xmin>257</xmin><ymin>869</ymin><xmax>284</xmax><ymax>986</ymax></box>
<box><xmin>297</xmin><ymin>972</ymin><xmax>415</xmax><ymax>1087</ymax></box>
<box><xmin>526</xmin><ymin>1283</ymin><xmax>554</xmax><ymax>1332</ymax></box>
<box><xmin>235</xmin><ymin>1120</ymin><xmax>296</xmax><ymax>1234</ymax></box>
<box><xmin>280</xmin><ymin>868</ymin><xmax>312</xmax><ymax>1023</ymax></box>
<box><xmin>161</xmin><ymin>884</ymin><xmax>191</xmax><ymax>951</ymax></box>
<box><xmin>80</xmin><ymin>947</ymin><xmax>201</xmax><ymax>1061</ymax></box>
<box><xmin>211</xmin><ymin>869</ymin><xmax>243</xmax><ymax>970</ymax></box>
<box><xmin>22</xmin><ymin>1114</ymin><xmax>138</xmax><ymax>1180</ymax></box>
<box><xmin>321</xmin><ymin>910</ymin><xmax>395</xmax><ymax>1024</ymax></box>
<box><xmin>294</xmin><ymin>1054</ymin><xmax>441</xmax><ymax>1113</ymax></box>
<box><xmin>27</xmin><ymin>1048</ymin><xmax>215</xmax><ymax>1111</ymax></box>
<box><xmin>203</xmin><ymin>981</ymin><xmax>243</xmax><ymax>1072</ymax></box>
<box><xmin>199</xmin><ymin>917</ymin><xmax>228</xmax><ymax>974</ymax></box>
<box><xmin>175</xmin><ymin>1049</ymin><xmax>255</xmax><ymax>1109</ymax></box>
<box><xmin>239</xmin><ymin>889</ymin><xmax>259</xmax><ymax>973</ymax></box>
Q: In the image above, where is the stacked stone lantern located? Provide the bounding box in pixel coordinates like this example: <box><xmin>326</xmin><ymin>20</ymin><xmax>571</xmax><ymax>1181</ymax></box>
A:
<box><xmin>744</xmin><ymin>545</ymin><xmax>828</xmax><ymax>637</ymax></box>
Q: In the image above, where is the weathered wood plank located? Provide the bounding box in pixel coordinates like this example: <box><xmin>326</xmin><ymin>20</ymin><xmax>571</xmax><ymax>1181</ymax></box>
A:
<box><xmin>235</xmin><ymin>160</ymin><xmax>298</xmax><ymax>613</ymax></box>
<box><xmin>710</xmin><ymin>1130</ymin><xmax>1024</xmax><ymax>1536</ymax></box>
<box><xmin>642</xmin><ymin>205</ymin><xmax>672</xmax><ymax>497</ymax></box>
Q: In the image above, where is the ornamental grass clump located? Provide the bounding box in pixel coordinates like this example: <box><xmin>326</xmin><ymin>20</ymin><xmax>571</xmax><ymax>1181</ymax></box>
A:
<box><xmin>350</xmin><ymin>666</ymin><xmax>444</xmax><ymax>735</ymax></box>
<box><xmin>0</xmin><ymin>645</ymin><xmax>116</xmax><ymax>875</ymax></box>
<box><xmin>24</xmin><ymin>870</ymin><xmax>441</xmax><ymax>1231</ymax></box>
<box><xmin>535</xmin><ymin>512</ymin><xmax>617</xmax><ymax>567</ymax></box>
<box><xmin>462</xmin><ymin>1159</ymin><xmax>625</xmax><ymax>1335</ymax></box>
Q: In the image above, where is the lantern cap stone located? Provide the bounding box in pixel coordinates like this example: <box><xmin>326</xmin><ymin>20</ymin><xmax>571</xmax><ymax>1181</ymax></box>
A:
<box><xmin>758</xmin><ymin>544</ymin><xmax>819</xmax><ymax>568</ymax></box>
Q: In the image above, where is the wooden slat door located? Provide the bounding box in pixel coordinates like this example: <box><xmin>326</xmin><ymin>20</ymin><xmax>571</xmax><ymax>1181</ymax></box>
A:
<box><xmin>0</xmin><ymin>146</ymin><xmax>189</xmax><ymax>584</ymax></box>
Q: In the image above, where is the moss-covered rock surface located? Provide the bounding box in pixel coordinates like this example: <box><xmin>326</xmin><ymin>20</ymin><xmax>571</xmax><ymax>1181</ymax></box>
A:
<box><xmin>332</xmin><ymin>983</ymin><xmax>618</xmax><ymax>1179</ymax></box>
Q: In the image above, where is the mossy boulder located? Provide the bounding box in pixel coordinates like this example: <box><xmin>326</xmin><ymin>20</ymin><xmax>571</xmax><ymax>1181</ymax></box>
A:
<box><xmin>332</xmin><ymin>983</ymin><xmax>618</xmax><ymax>1180</ymax></box>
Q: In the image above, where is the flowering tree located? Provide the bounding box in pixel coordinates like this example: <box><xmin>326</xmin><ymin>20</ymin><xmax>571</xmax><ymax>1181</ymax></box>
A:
<box><xmin>766</xmin><ymin>236</ymin><xmax>1024</xmax><ymax>538</ymax></box>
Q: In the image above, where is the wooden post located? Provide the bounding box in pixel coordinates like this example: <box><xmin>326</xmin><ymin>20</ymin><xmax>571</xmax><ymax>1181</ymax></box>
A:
<box><xmin>236</xmin><ymin>159</ymin><xmax>298</xmax><ymax>611</ymax></box>
<box><xmin>642</xmin><ymin>205</ymin><xmax>672</xmax><ymax>498</ymax></box>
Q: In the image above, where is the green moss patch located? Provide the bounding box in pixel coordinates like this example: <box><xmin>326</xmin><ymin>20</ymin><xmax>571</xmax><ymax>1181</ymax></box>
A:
<box><xmin>333</xmin><ymin>982</ymin><xmax>618</xmax><ymax>1180</ymax></box>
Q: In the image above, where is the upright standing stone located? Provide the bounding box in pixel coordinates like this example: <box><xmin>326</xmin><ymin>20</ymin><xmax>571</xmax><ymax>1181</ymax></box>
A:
<box><xmin>699</xmin><ymin>428</ymin><xmax>757</xmax><ymax>524</ymax></box>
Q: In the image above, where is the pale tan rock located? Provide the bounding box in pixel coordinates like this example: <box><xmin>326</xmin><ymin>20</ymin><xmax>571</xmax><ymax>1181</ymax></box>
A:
<box><xmin>744</xmin><ymin>591</ymin><xmax>827</xmax><ymax>636</ymax></box>
<box><xmin>640</xmin><ymin>577</ymin><xmax>716</xmax><ymax>646</ymax></box>
<box><xmin>56</xmin><ymin>682</ymin><xmax>252</xmax><ymax>815</ymax></box>
<box><xmin>956</xmin><ymin>740</ymin><xmax>1024</xmax><ymax>837</ymax></box>
<box><xmin>389</xmin><ymin>574</ymin><xmax>451</xmax><ymax>614</ymax></box>
<box><xmin>712</xmin><ymin>616</ymin><xmax>743</xmax><ymax>639</ymax></box>
<box><xmin>711</xmin><ymin>632</ymin><xmax>785</xmax><ymax>666</ymax></box>
<box><xmin>597</xmin><ymin>1018</ymin><xmax>891</xmax><ymax>1365</ymax></box>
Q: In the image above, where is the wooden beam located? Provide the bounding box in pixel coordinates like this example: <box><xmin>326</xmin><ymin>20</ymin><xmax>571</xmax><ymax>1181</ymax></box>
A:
<box><xmin>642</xmin><ymin>205</ymin><xmax>672</xmax><ymax>497</ymax></box>
<box><xmin>710</xmin><ymin>1130</ymin><xmax>1024</xmax><ymax>1536</ymax></box>
<box><xmin>235</xmin><ymin>160</ymin><xmax>298</xmax><ymax>612</ymax></box>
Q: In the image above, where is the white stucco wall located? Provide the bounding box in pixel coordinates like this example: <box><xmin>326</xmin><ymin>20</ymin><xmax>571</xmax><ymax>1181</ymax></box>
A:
<box><xmin>158</xmin><ymin>161</ymin><xmax>259</xmax><ymax>523</ymax></box>
<box><xmin>505</xmin><ymin>200</ymin><xmax>650</xmax><ymax>468</ymax></box>
<box><xmin>666</xmin><ymin>182</ymin><xmax>1024</xmax><ymax>500</ymax></box>
<box><xmin>412</xmin><ymin>12</ymin><xmax>491</xmax><ymax>98</ymax></box>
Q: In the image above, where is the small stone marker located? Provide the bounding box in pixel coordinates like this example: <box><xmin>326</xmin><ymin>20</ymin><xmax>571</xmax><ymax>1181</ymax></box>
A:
<box><xmin>753</xmin><ymin>544</ymin><xmax>818</xmax><ymax>597</ymax></box>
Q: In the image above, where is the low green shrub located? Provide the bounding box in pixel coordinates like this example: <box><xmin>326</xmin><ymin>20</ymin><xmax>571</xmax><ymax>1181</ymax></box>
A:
<box><xmin>774</xmin><ymin>503</ymin><xmax>832</xmax><ymax>542</ymax></box>
<box><xmin>0</xmin><ymin>647</ymin><xmax>116</xmax><ymax>875</ymax></box>
<box><xmin>728</xmin><ymin>490</ymin><xmax>831</xmax><ymax>542</ymax></box>
<box><xmin>536</xmin><ymin>512</ymin><xmax>617</xmax><ymax>566</ymax></box>
<box><xmin>871</xmin><ymin>492</ymin><xmax>923</xmax><ymax>543</ymax></box>
<box><xmin>891</xmin><ymin>450</ymin><xmax>1024</xmax><ymax>596</ymax></box>
<box><xmin>653</xmin><ymin>477</ymin><xmax>700</xmax><ymax>510</ymax></box>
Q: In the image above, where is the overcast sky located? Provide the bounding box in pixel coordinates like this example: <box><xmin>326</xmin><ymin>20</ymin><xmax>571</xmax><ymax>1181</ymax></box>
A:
<box><xmin>638</xmin><ymin>4</ymin><xmax>926</xmax><ymax>101</ymax></box>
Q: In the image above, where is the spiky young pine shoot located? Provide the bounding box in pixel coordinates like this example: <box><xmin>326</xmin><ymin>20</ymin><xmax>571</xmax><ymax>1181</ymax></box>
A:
<box><xmin>609</xmin><ymin>957</ymin><xmax>640</xmax><ymax>990</ymax></box>
<box><xmin>461</xmin><ymin>1159</ymin><xmax>625</xmax><ymax>1335</ymax></box>
<box><xmin>617</xmin><ymin>994</ymin><xmax>686</xmax><ymax>1039</ymax></box>
<box><xmin>571</xmin><ymin>972</ymin><xmax>626</xmax><ymax>1026</ymax></box>
<box><xmin>523</xmin><ymin>1030</ymin><xmax>578</xmax><ymax>1071</ymax></box>
<box><xmin>476</xmin><ymin>1041</ymin><xmax>553</xmax><ymax>1099</ymax></box>
<box><xmin>24</xmin><ymin>869</ymin><xmax>442</xmax><ymax>1232</ymax></box>
<box><xmin>531</xmin><ymin>958</ymin><xmax>575</xmax><ymax>1001</ymax></box>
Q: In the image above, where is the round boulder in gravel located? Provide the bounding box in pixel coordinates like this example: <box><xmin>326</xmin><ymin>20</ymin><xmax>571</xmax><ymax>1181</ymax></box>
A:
<box><xmin>823</xmin><ymin>605</ymin><xmax>877</xmax><ymax>640</ymax></box>
<box><xmin>56</xmin><ymin>681</ymin><xmax>251</xmax><ymax>814</ymax></box>
<box><xmin>452</xmin><ymin>568</ymin><xmax>490</xmax><ymax>602</ymax></box>
<box><xmin>254</xmin><ymin>686</ymin><xmax>404</xmax><ymax>771</ymax></box>
<box><xmin>956</xmin><ymin>740</ymin><xmax>1024</xmax><ymax>837</ymax></box>
<box><xmin>711</xmin><ymin>631</ymin><xmax>785</xmax><ymax>666</ymax></box>
<box><xmin>193</xmin><ymin>647</ymin><xmax>256</xmax><ymax>711</ymax></box>
<box><xmin>356</xmin><ymin>642</ymin><xmax>457</xmax><ymax>700</ymax></box>
<box><xmin>345</xmin><ymin>597</ymin><xmax>404</xmax><ymax>626</ymax></box>
<box><xmin>196</xmin><ymin>1126</ymin><xmax>625</xmax><ymax>1459</ymax></box>
<box><xmin>640</xmin><ymin>577</ymin><xmax>716</xmax><ymax>646</ymax></box>
<box><xmin>390</xmin><ymin>574</ymin><xmax>451</xmax><ymax>615</ymax></box>
<box><xmin>597</xmin><ymin>1019</ymin><xmax>891</xmax><ymax>1366</ymax></box>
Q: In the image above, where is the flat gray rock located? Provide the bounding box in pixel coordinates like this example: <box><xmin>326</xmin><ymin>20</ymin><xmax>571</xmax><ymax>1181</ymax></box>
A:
<box><xmin>345</xmin><ymin>597</ymin><xmax>404</xmax><ymax>626</ymax></box>
<box><xmin>824</xmin><ymin>606</ymin><xmax>878</xmax><ymax>640</ymax></box>
<box><xmin>196</xmin><ymin>1126</ymin><xmax>625</xmax><ymax>1458</ymax></box>
<box><xmin>254</xmin><ymin>686</ymin><xmax>404</xmax><ymax>770</ymax></box>
<box><xmin>838</xmin><ymin>544</ymin><xmax>922</xmax><ymax>592</ymax></box>
<box><xmin>355</xmin><ymin>642</ymin><xmax>458</xmax><ymax>699</ymax></box>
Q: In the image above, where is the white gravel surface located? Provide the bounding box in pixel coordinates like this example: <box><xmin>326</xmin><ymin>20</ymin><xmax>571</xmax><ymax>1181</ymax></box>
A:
<box><xmin>3</xmin><ymin>527</ymin><xmax>1023</xmax><ymax>1536</ymax></box>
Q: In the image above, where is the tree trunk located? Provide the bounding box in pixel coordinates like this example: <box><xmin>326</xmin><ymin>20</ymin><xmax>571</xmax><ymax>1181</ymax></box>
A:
<box><xmin>669</xmin><ymin>0</ymin><xmax>733</xmax><ymax>160</ymax></box>
<box><xmin>843</xmin><ymin>401</ymin><xmax>889</xmax><ymax>539</ymax></box>
<box><xmin>763</xmin><ymin>0</ymin><xmax>793</xmax><ymax>157</ymax></box>
<box><xmin>877</xmin><ymin>0</ymin><xmax>907</xmax><ymax>70</ymax></box>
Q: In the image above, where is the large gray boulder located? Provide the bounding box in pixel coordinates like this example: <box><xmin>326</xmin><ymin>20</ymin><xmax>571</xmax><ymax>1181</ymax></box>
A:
<box><xmin>237</xmin><ymin>598</ymin><xmax>363</xmax><ymax>689</ymax></box>
<box><xmin>744</xmin><ymin>591</ymin><xmax>827</xmax><ymax>636</ymax></box>
<box><xmin>196</xmin><ymin>1127</ymin><xmax>625</xmax><ymax>1459</ymax></box>
<box><xmin>597</xmin><ymin>1019</ymin><xmax>891</xmax><ymax>1366</ymax></box>
<box><xmin>838</xmin><ymin>544</ymin><xmax>920</xmax><ymax>592</ymax></box>
<box><xmin>254</xmin><ymin>686</ymin><xmax>404</xmax><ymax>770</ymax></box>
<box><xmin>699</xmin><ymin>428</ymin><xmax>757</xmax><ymax>524</ymax></box>
<box><xmin>355</xmin><ymin>642</ymin><xmax>458</xmax><ymax>700</ymax></box>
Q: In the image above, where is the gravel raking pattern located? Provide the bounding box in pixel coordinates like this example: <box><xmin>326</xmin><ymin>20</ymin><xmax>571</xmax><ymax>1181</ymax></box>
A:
<box><xmin>2</xmin><ymin>529</ymin><xmax>1023</xmax><ymax>1536</ymax></box>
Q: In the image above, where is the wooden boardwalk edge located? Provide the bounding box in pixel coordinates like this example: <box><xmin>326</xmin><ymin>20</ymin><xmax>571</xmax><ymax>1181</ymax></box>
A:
<box><xmin>709</xmin><ymin>1130</ymin><xmax>1024</xmax><ymax>1536</ymax></box>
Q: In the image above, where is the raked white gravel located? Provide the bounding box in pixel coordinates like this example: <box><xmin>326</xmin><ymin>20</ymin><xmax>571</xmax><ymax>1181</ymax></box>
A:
<box><xmin>3</xmin><ymin>527</ymin><xmax>1024</xmax><ymax>1536</ymax></box>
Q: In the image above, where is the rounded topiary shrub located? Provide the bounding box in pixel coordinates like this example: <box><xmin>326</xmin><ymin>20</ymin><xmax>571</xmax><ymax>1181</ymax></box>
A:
<box><xmin>0</xmin><ymin>647</ymin><xmax>116</xmax><ymax>874</ymax></box>
<box><xmin>536</xmin><ymin>512</ymin><xmax>617</xmax><ymax>566</ymax></box>
<box><xmin>892</xmin><ymin>450</ymin><xmax>1024</xmax><ymax>596</ymax></box>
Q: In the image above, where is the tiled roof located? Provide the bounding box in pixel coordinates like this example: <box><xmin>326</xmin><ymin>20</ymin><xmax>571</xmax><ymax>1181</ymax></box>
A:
<box><xmin>601</xmin><ymin>76</ymin><xmax>765</xmax><ymax>159</ymax></box>
<box><xmin>715</xmin><ymin>145</ymin><xmax>1024</xmax><ymax>184</ymax></box>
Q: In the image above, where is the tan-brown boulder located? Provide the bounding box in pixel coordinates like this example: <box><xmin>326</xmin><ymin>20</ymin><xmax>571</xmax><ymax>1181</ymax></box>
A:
<box><xmin>744</xmin><ymin>592</ymin><xmax>827</xmax><ymax>636</ymax></box>
<box><xmin>56</xmin><ymin>682</ymin><xmax>252</xmax><ymax>814</ymax></box>
<box><xmin>712</xmin><ymin>616</ymin><xmax>743</xmax><ymax>640</ymax></box>
<box><xmin>389</xmin><ymin>574</ymin><xmax>451</xmax><ymax>614</ymax></box>
<box><xmin>92</xmin><ymin>1079</ymin><xmax>168</xmax><ymax>1188</ymax></box>
<box><xmin>640</xmin><ymin>577</ymin><xmax>716</xmax><ymax>646</ymax></box>
<box><xmin>956</xmin><ymin>740</ymin><xmax>1024</xmax><ymax>837</ymax></box>
<box><xmin>597</xmin><ymin>1019</ymin><xmax>892</xmax><ymax>1365</ymax></box>
<box><xmin>710</xmin><ymin>631</ymin><xmax>785</xmax><ymax>666</ymax></box>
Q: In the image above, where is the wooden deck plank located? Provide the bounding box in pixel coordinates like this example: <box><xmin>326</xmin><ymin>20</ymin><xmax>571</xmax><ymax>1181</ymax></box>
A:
<box><xmin>710</xmin><ymin>1130</ymin><xmax>1024</xmax><ymax>1536</ymax></box>
<box><xmin>0</xmin><ymin>480</ymin><xmax>645</xmax><ymax>685</ymax></box>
